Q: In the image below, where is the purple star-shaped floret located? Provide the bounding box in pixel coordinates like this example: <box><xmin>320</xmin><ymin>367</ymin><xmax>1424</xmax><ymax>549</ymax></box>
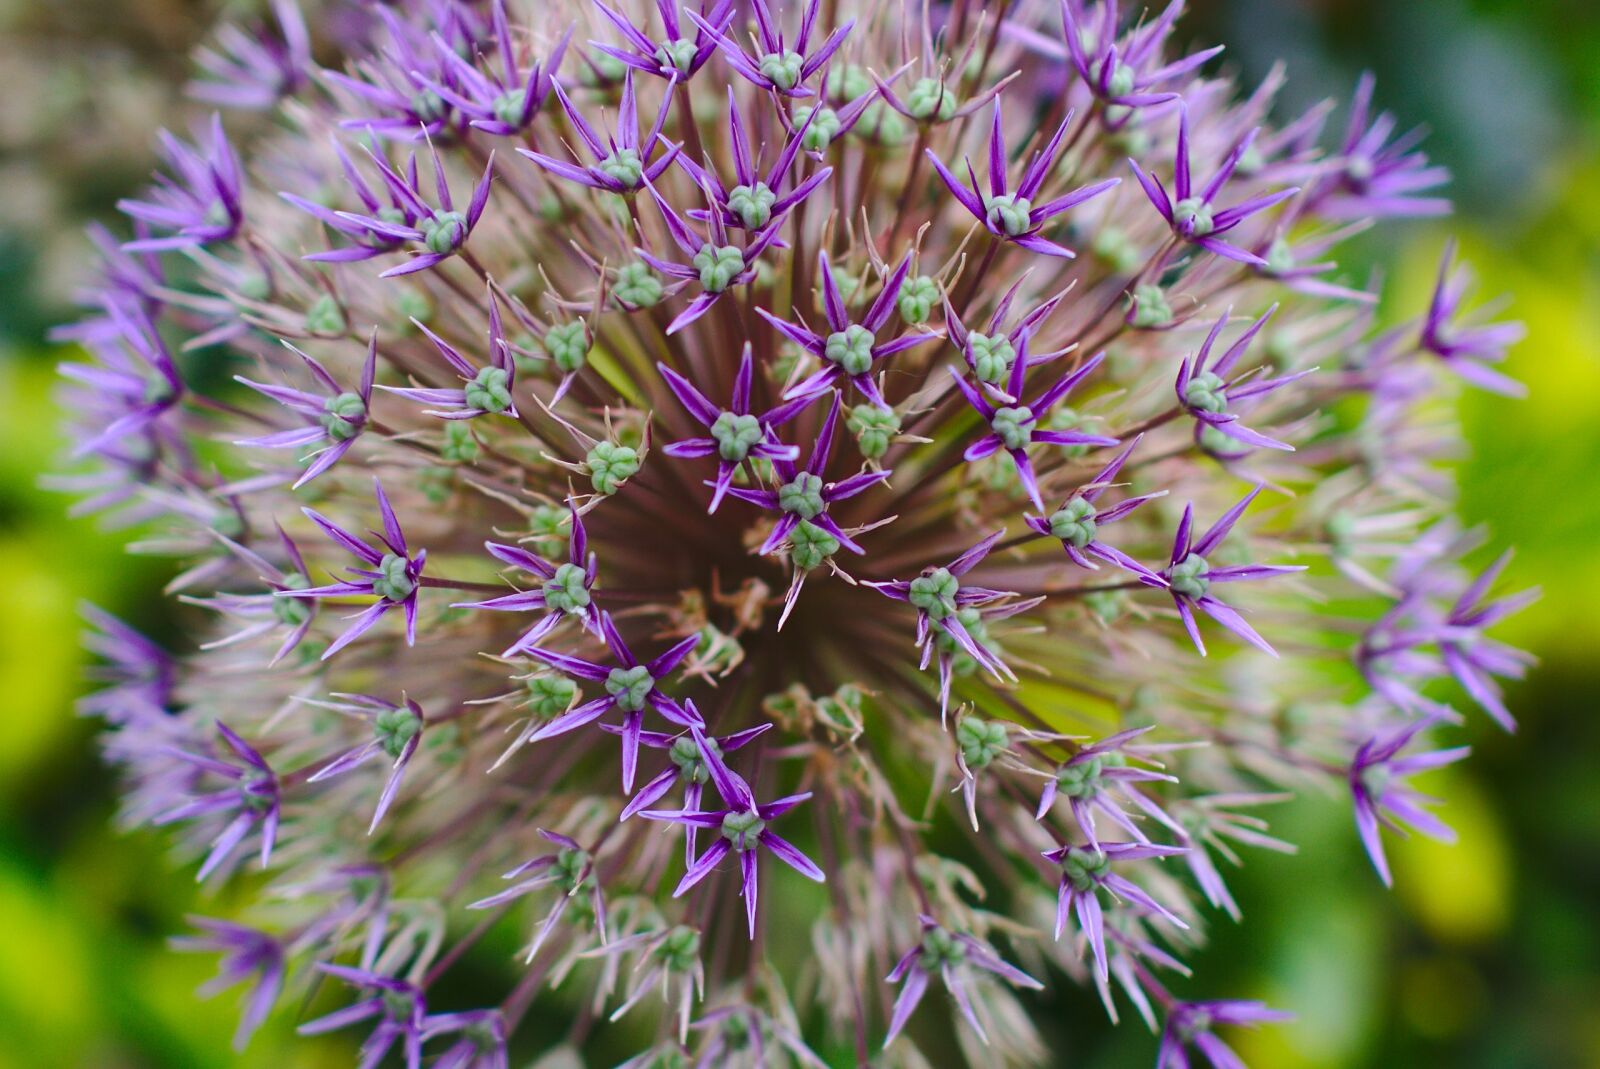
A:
<box><xmin>675</xmin><ymin>88</ymin><xmax>833</xmax><ymax>233</ymax></box>
<box><xmin>1174</xmin><ymin>305</ymin><xmax>1312</xmax><ymax>452</ymax></box>
<box><xmin>155</xmin><ymin>721</ymin><xmax>280</xmax><ymax>882</ymax></box>
<box><xmin>235</xmin><ymin>330</ymin><xmax>378</xmax><ymax>487</ymax></box>
<box><xmin>1420</xmin><ymin>240</ymin><xmax>1527</xmax><ymax>397</ymax></box>
<box><xmin>283</xmin><ymin>478</ymin><xmax>427</xmax><ymax>659</ymax></box>
<box><xmin>865</xmin><ymin>531</ymin><xmax>1019</xmax><ymax>682</ymax></box>
<box><xmin>1157</xmin><ymin>999</ymin><xmax>1294</xmax><ymax>1069</ymax></box>
<box><xmin>455</xmin><ymin>500</ymin><xmax>602</xmax><ymax>656</ymax></box>
<box><xmin>927</xmin><ymin>97</ymin><xmax>1120</xmax><ymax>258</ymax></box>
<box><xmin>685</xmin><ymin>0</ymin><xmax>851</xmax><ymax>97</ymax></box>
<box><xmin>520</xmin><ymin>70</ymin><xmax>679</xmax><ymax>193</ymax></box>
<box><xmin>883</xmin><ymin>915</ymin><xmax>1043</xmax><ymax>1048</ymax></box>
<box><xmin>592</xmin><ymin>0</ymin><xmax>735</xmax><ymax>82</ymax></box>
<box><xmin>1128</xmin><ymin>104</ymin><xmax>1298</xmax><ymax>265</ymax></box>
<box><xmin>298</xmin><ymin>964</ymin><xmax>427</xmax><ymax>1069</ymax></box>
<box><xmin>1024</xmin><ymin>435</ymin><xmax>1164</xmax><ymax>581</ymax></box>
<box><xmin>171</xmin><ymin>918</ymin><xmax>285</xmax><ymax>1051</ymax></box>
<box><xmin>117</xmin><ymin>113</ymin><xmax>243</xmax><ymax>252</ymax></box>
<box><xmin>1043</xmin><ymin>839</ymin><xmax>1188</xmax><ymax>982</ymax></box>
<box><xmin>952</xmin><ymin>350</ymin><xmax>1118</xmax><ymax>511</ymax></box>
<box><xmin>658</xmin><ymin>342</ymin><xmax>819</xmax><ymax>511</ymax></box>
<box><xmin>379</xmin><ymin>287</ymin><xmax>519</xmax><ymax>419</ymax></box>
<box><xmin>1349</xmin><ymin>716</ymin><xmax>1470</xmax><ymax>887</ymax></box>
<box><xmin>523</xmin><ymin>612</ymin><xmax>702</xmax><ymax>791</ymax></box>
<box><xmin>636</xmin><ymin>176</ymin><xmax>785</xmax><ymax>334</ymax></box>
<box><xmin>1156</xmin><ymin>486</ymin><xmax>1306</xmax><ymax>657</ymax></box>
<box><xmin>418</xmin><ymin>0</ymin><xmax>571</xmax><ymax>136</ymax></box>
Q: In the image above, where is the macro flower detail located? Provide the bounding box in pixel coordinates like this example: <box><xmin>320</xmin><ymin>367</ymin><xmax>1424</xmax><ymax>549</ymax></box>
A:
<box><xmin>928</xmin><ymin>97</ymin><xmax>1120</xmax><ymax>257</ymax></box>
<box><xmin>60</xmin><ymin>1</ymin><xmax>1535</xmax><ymax>1064</ymax></box>
<box><xmin>1130</xmin><ymin>105</ymin><xmax>1298</xmax><ymax>265</ymax></box>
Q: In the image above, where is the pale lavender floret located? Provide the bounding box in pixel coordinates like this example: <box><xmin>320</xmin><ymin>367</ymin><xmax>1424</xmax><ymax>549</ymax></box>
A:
<box><xmin>280</xmin><ymin>139</ymin><xmax>419</xmax><ymax>263</ymax></box>
<box><xmin>321</xmin><ymin>5</ymin><xmax>473</xmax><ymax>140</ymax></box>
<box><xmin>1023</xmin><ymin>435</ymin><xmax>1165</xmax><ymax>581</ymax></box>
<box><xmin>927</xmin><ymin>97</ymin><xmax>1120</xmax><ymax>258</ymax></box>
<box><xmin>759</xmin><ymin>251</ymin><xmax>943</xmax><ymax>408</ymax></box>
<box><xmin>283</xmin><ymin>478</ymin><xmax>428</xmax><ymax>658</ymax></box>
<box><xmin>866</xmin><ymin>530</ymin><xmax>1019</xmax><ymax>682</ymax></box>
<box><xmin>420</xmin><ymin>1009</ymin><xmax>509</xmax><ymax>1069</ymax></box>
<box><xmin>523</xmin><ymin>611</ymin><xmax>702</xmax><ymax>792</ymax></box>
<box><xmin>591</xmin><ymin>0</ymin><xmax>734</xmax><ymax>82</ymax></box>
<box><xmin>882</xmin><ymin>915</ymin><xmax>1043</xmax><ymax>1048</ymax></box>
<box><xmin>171</xmin><ymin>917</ymin><xmax>286</xmax><ymax>1050</ymax></box>
<box><xmin>454</xmin><ymin>500</ymin><xmax>602</xmax><ymax>655</ymax></box>
<box><xmin>58</xmin><ymin>299</ymin><xmax>183</xmax><ymax>459</ymax></box>
<box><xmin>187</xmin><ymin>0</ymin><xmax>312</xmax><ymax>109</ymax></box>
<box><xmin>1157</xmin><ymin>999</ymin><xmax>1294</xmax><ymax>1069</ymax></box>
<box><xmin>467</xmin><ymin>828</ymin><xmax>608</xmax><ymax>963</ymax></box>
<box><xmin>1034</xmin><ymin>725</ymin><xmax>1183</xmax><ymax>846</ymax></box>
<box><xmin>154</xmin><ymin>721</ymin><xmax>280</xmax><ymax>882</ymax></box>
<box><xmin>1420</xmin><ymin>240</ymin><xmax>1527</xmax><ymax>397</ymax></box>
<box><xmin>1307</xmin><ymin>72</ymin><xmax>1451</xmax><ymax>221</ymax></box>
<box><xmin>685</xmin><ymin>0</ymin><xmax>851</xmax><ymax>97</ymax></box>
<box><xmin>953</xmin><ymin>348</ymin><xmax>1118</xmax><ymax>510</ymax></box>
<box><xmin>1128</xmin><ymin>105</ymin><xmax>1298</xmax><ymax>265</ymax></box>
<box><xmin>1174</xmin><ymin>305</ymin><xmax>1313</xmax><ymax>452</ymax></box>
<box><xmin>1174</xmin><ymin>793</ymin><xmax>1296</xmax><ymax>921</ymax></box>
<box><xmin>657</xmin><ymin>342</ymin><xmax>818</xmax><ymax>512</ymax></box>
<box><xmin>1252</xmin><ymin>220</ymin><xmax>1377</xmax><ymax>303</ymax></box>
<box><xmin>50</xmin><ymin>223</ymin><xmax>166</xmax><ymax>347</ymax></box>
<box><xmin>117</xmin><ymin>114</ymin><xmax>243</xmax><ymax>251</ymax></box>
<box><xmin>1005</xmin><ymin>0</ymin><xmax>1223</xmax><ymax>117</ymax></box>
<box><xmin>520</xmin><ymin>71</ymin><xmax>679</xmax><ymax>193</ymax></box>
<box><xmin>689</xmin><ymin>1005</ymin><xmax>831</xmax><ymax>1068</ymax></box>
<box><xmin>720</xmin><ymin>393</ymin><xmax>890</xmax><ymax>556</ymax></box>
<box><xmin>299</xmin><ymin>134</ymin><xmax>493</xmax><ymax>277</ymax></box>
<box><xmin>419</xmin><ymin>0</ymin><xmax>571</xmax><ymax>135</ymax></box>
<box><xmin>638</xmin><ymin>725</ymin><xmax>824</xmax><ymax>938</ymax></box>
<box><xmin>1157</xmin><ymin>487</ymin><xmax>1307</xmax><ymax>657</ymax></box>
<box><xmin>189</xmin><ymin>525</ymin><xmax>320</xmax><ymax>665</ymax></box>
<box><xmin>1348</xmin><ymin>716</ymin><xmax>1471</xmax><ymax>887</ymax></box>
<box><xmin>235</xmin><ymin>330</ymin><xmax>378</xmax><ymax>487</ymax></box>
<box><xmin>675</xmin><ymin>89</ymin><xmax>834</xmax><ymax>233</ymax></box>
<box><xmin>378</xmin><ymin>286</ymin><xmax>519</xmax><ymax>418</ymax></box>
<box><xmin>1042</xmin><ymin>839</ymin><xmax>1188</xmax><ymax>982</ymax></box>
<box><xmin>298</xmin><ymin>964</ymin><xmax>428</xmax><ymax>1069</ymax></box>
<box><xmin>305</xmin><ymin>695</ymin><xmax>428</xmax><ymax>834</ymax></box>
<box><xmin>77</xmin><ymin>603</ymin><xmax>174</xmax><ymax>725</ymax></box>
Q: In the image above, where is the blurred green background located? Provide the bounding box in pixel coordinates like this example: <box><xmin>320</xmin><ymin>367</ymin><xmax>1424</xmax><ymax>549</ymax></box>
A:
<box><xmin>1</xmin><ymin>0</ymin><xmax>1596</xmax><ymax>1066</ymax></box>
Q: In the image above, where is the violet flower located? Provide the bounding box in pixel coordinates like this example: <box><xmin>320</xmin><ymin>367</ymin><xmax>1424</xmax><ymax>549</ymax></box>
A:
<box><xmin>235</xmin><ymin>331</ymin><xmax>378</xmax><ymax>487</ymax></box>
<box><xmin>592</xmin><ymin>0</ymin><xmax>734</xmax><ymax>82</ymax></box>
<box><xmin>720</xmin><ymin>393</ymin><xmax>890</xmax><ymax>557</ymax></box>
<box><xmin>321</xmin><ymin>6</ymin><xmax>471</xmax><ymax>140</ymax></box>
<box><xmin>1420</xmin><ymin>240</ymin><xmax>1527</xmax><ymax>397</ymax></box>
<box><xmin>281</xmin><ymin>139</ymin><xmax>420</xmax><ymax>265</ymax></box>
<box><xmin>520</xmin><ymin>71</ymin><xmax>678</xmax><ymax>194</ymax></box>
<box><xmin>951</xmin><ymin>350</ymin><xmax>1119</xmax><ymax>511</ymax></box>
<box><xmin>1043</xmin><ymin>840</ymin><xmax>1187</xmax><ymax>981</ymax></box>
<box><xmin>607</xmin><ymin>703</ymin><xmax>771</xmax><ymax>868</ymax></box>
<box><xmin>759</xmin><ymin>251</ymin><xmax>942</xmax><ymax>408</ymax></box>
<box><xmin>298</xmin><ymin>964</ymin><xmax>427</xmax><ymax>1069</ymax></box>
<box><xmin>1175</xmin><ymin>306</ymin><xmax>1312</xmax><ymax>453</ymax></box>
<box><xmin>306</xmin><ymin>695</ymin><xmax>428</xmax><ymax>834</ymax></box>
<box><xmin>1129</xmin><ymin>105</ymin><xmax>1298</xmax><ymax>265</ymax></box>
<box><xmin>154</xmin><ymin>722</ymin><xmax>280</xmax><ymax>882</ymax></box>
<box><xmin>59</xmin><ymin>300</ymin><xmax>183</xmax><ymax>458</ymax></box>
<box><xmin>78</xmin><ymin>603</ymin><xmax>174</xmax><ymax>725</ymax></box>
<box><xmin>637</xmin><ymin>177</ymin><xmax>784</xmax><ymax>334</ymax></box>
<box><xmin>171</xmin><ymin>918</ymin><xmax>285</xmax><ymax>1050</ymax></box>
<box><xmin>1350</xmin><ymin>717</ymin><xmax>1470</xmax><ymax>887</ymax></box>
<box><xmin>420</xmin><ymin>1009</ymin><xmax>509</xmax><ymax>1069</ymax></box>
<box><xmin>1310</xmin><ymin>72</ymin><xmax>1451</xmax><ymax>220</ymax></box>
<box><xmin>1035</xmin><ymin>726</ymin><xmax>1183</xmax><ymax>846</ymax></box>
<box><xmin>189</xmin><ymin>526</ymin><xmax>319</xmax><ymax>665</ymax></box>
<box><xmin>927</xmin><ymin>98</ymin><xmax>1120</xmax><ymax>258</ymax></box>
<box><xmin>943</xmin><ymin>281</ymin><xmax>1075</xmax><ymax>402</ymax></box>
<box><xmin>676</xmin><ymin>89</ymin><xmax>833</xmax><ymax>233</ymax></box>
<box><xmin>379</xmin><ymin>295</ymin><xmax>519</xmax><ymax>419</ymax></box>
<box><xmin>187</xmin><ymin>0</ymin><xmax>312</xmax><ymax>110</ymax></box>
<box><xmin>639</xmin><ymin>725</ymin><xmax>824</xmax><ymax>938</ymax></box>
<box><xmin>422</xmin><ymin>1</ymin><xmax>571</xmax><ymax>136</ymax></box>
<box><xmin>1158</xmin><ymin>999</ymin><xmax>1294</xmax><ymax>1069</ymax></box>
<box><xmin>284</xmin><ymin>479</ymin><xmax>428</xmax><ymax>659</ymax></box>
<box><xmin>866</xmin><ymin>531</ymin><xmax>1018</xmax><ymax>682</ymax></box>
<box><xmin>658</xmin><ymin>343</ymin><xmax>817</xmax><ymax>511</ymax></box>
<box><xmin>685</xmin><ymin>0</ymin><xmax>851</xmax><ymax>97</ymax></box>
<box><xmin>468</xmin><ymin>829</ymin><xmax>606</xmax><ymax>963</ymax></box>
<box><xmin>118</xmin><ymin>114</ymin><xmax>243</xmax><ymax>252</ymax></box>
<box><xmin>1159</xmin><ymin>487</ymin><xmax>1306</xmax><ymax>657</ymax></box>
<box><xmin>523</xmin><ymin>612</ymin><xmax>702</xmax><ymax>791</ymax></box>
<box><xmin>316</xmin><ymin>137</ymin><xmax>493</xmax><ymax>278</ymax></box>
<box><xmin>1024</xmin><ymin>435</ymin><xmax>1164</xmax><ymax>581</ymax></box>
<box><xmin>1022</xmin><ymin>0</ymin><xmax>1224</xmax><ymax>114</ymax></box>
<box><xmin>455</xmin><ymin>501</ymin><xmax>603</xmax><ymax>656</ymax></box>
<box><xmin>1437</xmin><ymin>551</ymin><xmax>1538</xmax><ymax>729</ymax></box>
<box><xmin>883</xmin><ymin>916</ymin><xmax>1043</xmax><ymax>1048</ymax></box>
<box><xmin>1173</xmin><ymin>793</ymin><xmax>1296</xmax><ymax>921</ymax></box>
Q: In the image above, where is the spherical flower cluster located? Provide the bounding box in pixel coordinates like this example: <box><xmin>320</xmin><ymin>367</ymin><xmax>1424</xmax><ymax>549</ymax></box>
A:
<box><xmin>58</xmin><ymin>0</ymin><xmax>1535</xmax><ymax>1064</ymax></box>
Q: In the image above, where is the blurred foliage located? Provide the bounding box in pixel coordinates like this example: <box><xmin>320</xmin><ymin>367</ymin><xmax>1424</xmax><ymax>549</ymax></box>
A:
<box><xmin>1</xmin><ymin>0</ymin><xmax>1597</xmax><ymax>1066</ymax></box>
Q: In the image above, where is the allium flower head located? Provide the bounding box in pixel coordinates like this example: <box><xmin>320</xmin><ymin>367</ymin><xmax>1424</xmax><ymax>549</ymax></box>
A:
<box><xmin>60</xmin><ymin>1</ymin><xmax>1532</xmax><ymax>1064</ymax></box>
